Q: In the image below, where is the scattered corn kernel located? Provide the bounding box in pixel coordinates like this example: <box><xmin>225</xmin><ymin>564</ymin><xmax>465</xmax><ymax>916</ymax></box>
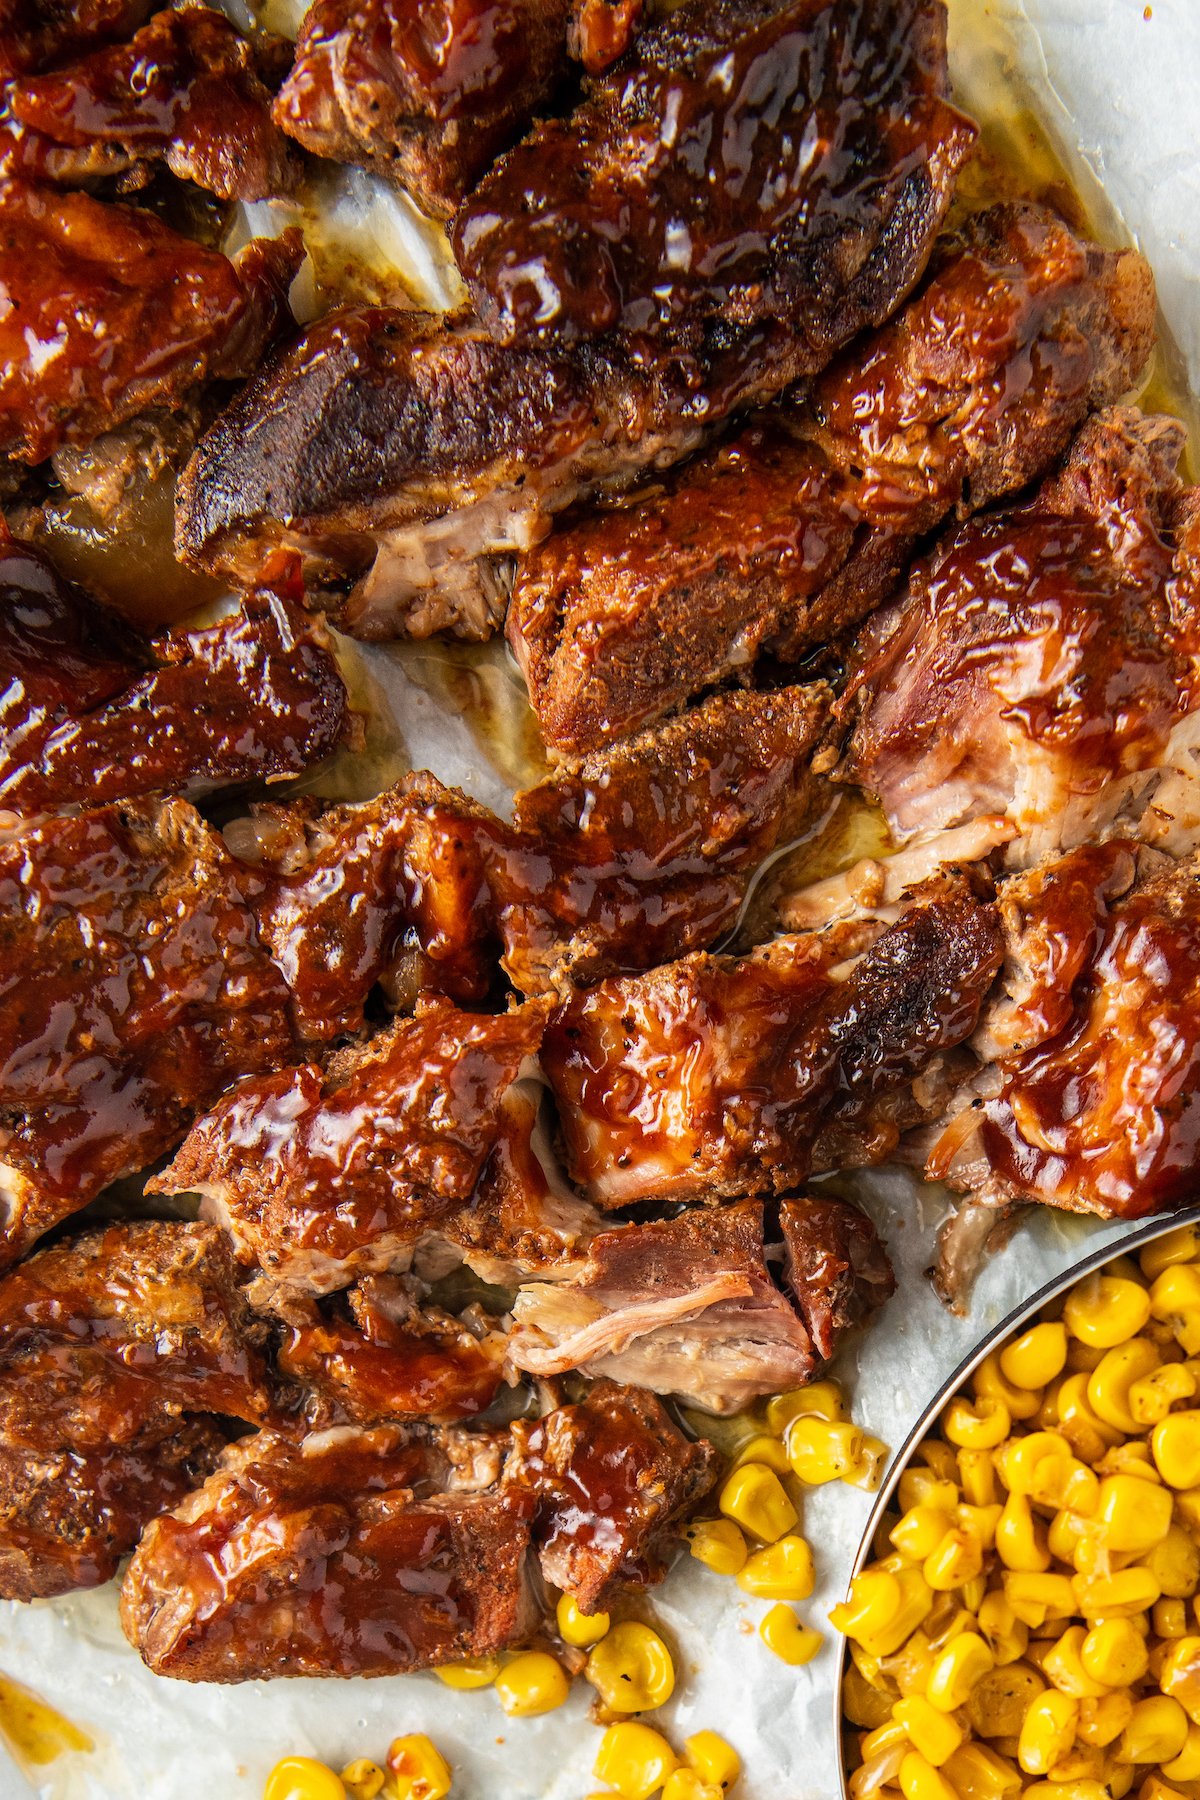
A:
<box><xmin>264</xmin><ymin>1759</ymin><xmax>346</xmax><ymax>1800</ymax></box>
<box><xmin>594</xmin><ymin>1723</ymin><xmax>678</xmax><ymax>1800</ymax></box>
<box><xmin>730</xmin><ymin>1434</ymin><xmax>791</xmax><ymax>1475</ymax></box>
<box><xmin>684</xmin><ymin>1730</ymin><xmax>740</xmax><ymax>1789</ymax></box>
<box><xmin>736</xmin><ymin>1533</ymin><xmax>814</xmax><ymax>1601</ymax></box>
<box><xmin>586</xmin><ymin>1623</ymin><xmax>675</xmax><ymax>1712</ymax></box>
<box><xmin>340</xmin><ymin>1763</ymin><xmax>384</xmax><ymax>1800</ymax></box>
<box><xmin>557</xmin><ymin>1595</ymin><xmax>610</xmax><ymax>1648</ymax></box>
<box><xmin>785</xmin><ymin>1416</ymin><xmax>867</xmax><ymax>1485</ymax></box>
<box><xmin>765</xmin><ymin>1380</ymin><xmax>846</xmax><ymax>1435</ymax></box>
<box><xmin>685</xmin><ymin>1518</ymin><xmax>748</xmax><ymax>1576</ymax></box>
<box><xmin>661</xmin><ymin>1774</ymin><xmax>722</xmax><ymax>1800</ymax></box>
<box><xmin>718</xmin><ymin>1464</ymin><xmax>797</xmax><ymax>1541</ymax></box>
<box><xmin>494</xmin><ymin>1651</ymin><xmax>570</xmax><ymax>1717</ymax></box>
<box><xmin>433</xmin><ymin>1656</ymin><xmax>499</xmax><ymax>1690</ymax></box>
<box><xmin>385</xmin><ymin>1736</ymin><xmax>452</xmax><ymax>1800</ymax></box>
<box><xmin>759</xmin><ymin>1605</ymin><xmax>821</xmax><ymax>1665</ymax></box>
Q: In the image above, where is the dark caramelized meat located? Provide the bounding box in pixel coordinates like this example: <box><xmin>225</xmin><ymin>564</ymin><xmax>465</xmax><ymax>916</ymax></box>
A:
<box><xmin>120</xmin><ymin>1426</ymin><xmax>535</xmax><ymax>1680</ymax></box>
<box><xmin>842</xmin><ymin>407</ymin><xmax>1198</xmax><ymax>869</ymax></box>
<box><xmin>275</xmin><ymin>0</ymin><xmax>578</xmax><ymax>220</ymax></box>
<box><xmin>0</xmin><ymin>798</ymin><xmax>295</xmax><ymax>1265</ymax></box>
<box><xmin>0</xmin><ymin>1</ymin><xmax>153</xmax><ymax>77</ymax></box>
<box><xmin>148</xmin><ymin>998</ymin><xmax>548</xmax><ymax>1300</ymax></box>
<box><xmin>488</xmin><ymin>685</ymin><xmax>831</xmax><ymax>993</ymax></box>
<box><xmin>279</xmin><ymin>1275</ymin><xmax>506</xmax><ymax>1426</ymax></box>
<box><xmin>453</xmin><ymin>0</ymin><xmax>974</xmax><ymax>349</ymax></box>
<box><xmin>567</xmin><ymin>0</ymin><xmax>643</xmax><ymax>72</ymax></box>
<box><xmin>509</xmin><ymin>1201</ymin><xmax>832</xmax><ymax>1414</ymax></box>
<box><xmin>511</xmin><ymin>205</ymin><xmax>1156</xmax><ymax>752</ymax></box>
<box><xmin>0</xmin><ymin>545</ymin><xmax>349</xmax><ymax>812</ymax></box>
<box><xmin>0</xmin><ymin>179</ymin><xmax>301</xmax><ymax>467</ymax></box>
<box><xmin>175</xmin><ymin>304</ymin><xmax>830</xmax><ymax>639</ymax></box>
<box><xmin>7</xmin><ymin>6</ymin><xmax>298</xmax><ymax>201</ymax></box>
<box><xmin>0</xmin><ymin>1420</ymin><xmax>225</xmax><ymax>1601</ymax></box>
<box><xmin>504</xmin><ymin>1381</ymin><xmax>717</xmax><ymax>1613</ymax></box>
<box><xmin>542</xmin><ymin>883</ymin><xmax>1003</xmax><ymax>1207</ymax></box>
<box><xmin>778</xmin><ymin>1195</ymin><xmax>895</xmax><ymax>1362</ymax></box>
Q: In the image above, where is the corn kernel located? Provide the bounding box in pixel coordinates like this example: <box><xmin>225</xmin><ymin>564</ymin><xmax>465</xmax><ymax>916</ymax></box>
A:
<box><xmin>736</xmin><ymin>1533</ymin><xmax>814</xmax><ymax>1601</ymax></box>
<box><xmin>849</xmin><ymin>1434</ymin><xmax>890</xmax><ymax>1492</ymax></box>
<box><xmin>683</xmin><ymin>1731</ymin><xmax>739</xmax><ymax>1790</ymax></box>
<box><xmin>765</xmin><ymin>1380</ymin><xmax>846</xmax><ymax>1435</ymax></box>
<box><xmin>1002</xmin><ymin>1323</ymin><xmax>1068</xmax><ymax>1391</ymax></box>
<box><xmin>975</xmin><ymin>1351</ymin><xmax>1042</xmax><ymax>1420</ymax></box>
<box><xmin>1159</xmin><ymin>1637</ymin><xmax>1200</xmax><ymax>1723</ymax></box>
<box><xmin>1141</xmin><ymin>1225</ymin><xmax>1200</xmax><ymax>1281</ymax></box>
<box><xmin>1064</xmin><ymin>1274</ymin><xmax>1151</xmax><ymax>1348</ymax></box>
<box><xmin>1000</xmin><ymin>1572</ymin><xmax>1076</xmax><ymax>1630</ymax></box>
<box><xmin>1145</xmin><ymin>1524</ymin><xmax>1200</xmax><ymax>1599</ymax></box>
<box><xmin>967</xmin><ymin>1663</ymin><xmax>1046</xmax><ymax>1739</ymax></box>
<box><xmin>889</xmin><ymin>1628</ymin><xmax>938</xmax><ymax>1697</ymax></box>
<box><xmin>731</xmin><ymin>1434</ymin><xmax>791</xmax><ymax>1475</ymax></box>
<box><xmin>1131</xmin><ymin>1363</ymin><xmax>1197</xmax><ymax>1425</ymax></box>
<box><xmin>926</xmin><ymin>1631</ymin><xmax>995</xmax><ymax>1712</ymax></box>
<box><xmin>1074</xmin><ymin>1566</ymin><xmax>1161</xmax><ymax>1617</ymax></box>
<box><xmin>1151</xmin><ymin>1265</ymin><xmax>1200</xmax><ymax>1325</ymax></box>
<box><xmin>718</xmin><ymin>1464</ymin><xmax>797</xmax><ymax>1542</ymax></box>
<box><xmin>1018</xmin><ymin>1691</ymin><xmax>1079</xmax><ymax>1775</ymax></box>
<box><xmin>340</xmin><ymin>1763</ymin><xmax>384</xmax><ymax>1800</ymax></box>
<box><xmin>494</xmin><ymin>1652</ymin><xmax>570</xmax><ymax>1717</ymax></box>
<box><xmin>586</xmin><ymin>1624</ymin><xmax>674</xmax><ymax>1712</ymax></box>
<box><xmin>977</xmin><ymin>1591</ymin><xmax>1029</xmax><ymax>1666</ymax></box>
<box><xmin>594</xmin><ymin>1723</ymin><xmax>678</xmax><ymax>1799</ymax></box>
<box><xmin>898</xmin><ymin>1750</ymin><xmax>958</xmax><ymax>1800</ymax></box>
<box><xmin>925</xmin><ymin>1526</ymin><xmax>984</xmax><ymax>1593</ymax></box>
<box><xmin>1056</xmin><ymin>1373</ymin><xmax>1123</xmax><ymax>1462</ymax></box>
<box><xmin>557</xmin><ymin>1594</ymin><xmax>610</xmax><ymax>1648</ymax></box>
<box><xmin>1022</xmin><ymin>1785</ymin><xmax>1109</xmax><ymax>1800</ymax></box>
<box><xmin>942</xmin><ymin>1741</ymin><xmax>1021</xmax><ymax>1797</ymax></box>
<box><xmin>759</xmin><ymin>1604</ymin><xmax>821</xmax><ymax>1665</ymax></box>
<box><xmin>433</xmin><ymin>1656</ymin><xmax>499</xmax><ymax>1689</ymax></box>
<box><xmin>1096</xmin><ymin>1439</ymin><xmax>1162</xmax><ymax>1483</ymax></box>
<box><xmin>1119</xmin><ymin>1693</ymin><xmax>1190</xmax><ymax>1762</ymax></box>
<box><xmin>385</xmin><ymin>1737</ymin><xmax>452</xmax><ymax>1800</ymax></box>
<box><xmin>785</xmin><ymin>1417</ymin><xmax>866</xmax><ymax>1485</ymax></box>
<box><xmin>1136</xmin><ymin>1778</ymin><xmax>1191</xmax><ymax>1800</ymax></box>
<box><xmin>661</xmin><ymin>1776</ymin><xmax>721</xmax><ymax>1800</ymax></box>
<box><xmin>1077</xmin><ymin>1689</ymin><xmax>1134</xmax><ymax>1747</ymax></box>
<box><xmin>1080</xmin><ymin>1617</ymin><xmax>1149</xmax><ymax>1687</ymax></box>
<box><xmin>893</xmin><ymin>1696</ymin><xmax>964</xmax><ymax>1766</ymax></box>
<box><xmin>958</xmin><ymin>1450</ymin><xmax>997</xmax><ymax>1508</ymax></box>
<box><xmin>899</xmin><ymin>1472</ymin><xmax>961</xmax><ymax>1515</ymax></box>
<box><xmin>1163</xmin><ymin>1719</ymin><xmax>1200</xmax><ymax>1782</ymax></box>
<box><xmin>1088</xmin><ymin>1340</ymin><xmax>1161</xmax><ymax>1434</ymax></box>
<box><xmin>943</xmin><ymin>1398</ymin><xmax>1010</xmax><ymax>1451</ymax></box>
<box><xmin>893</xmin><ymin>1505</ymin><xmax>957</xmax><ymax>1561</ymax></box>
<box><xmin>1154</xmin><ymin>1412</ymin><xmax>1200</xmax><ymax>1488</ymax></box>
<box><xmin>995</xmin><ymin>1494</ymin><xmax>1051</xmax><ymax>1572</ymax></box>
<box><xmin>919</xmin><ymin>1441</ymin><xmax>962</xmax><ymax>1481</ymax></box>
<box><xmin>1157</xmin><ymin>1598</ymin><xmax>1190</xmax><ymax>1639</ymax></box>
<box><xmin>264</xmin><ymin>1759</ymin><xmax>346</xmax><ymax>1800</ymax></box>
<box><xmin>685</xmin><ymin>1518</ymin><xmax>748</xmax><ymax>1576</ymax></box>
<box><xmin>1094</xmin><ymin>1472</ymin><xmax>1174</xmax><ymax>1552</ymax></box>
<box><xmin>1041</xmin><ymin>1626</ymin><xmax>1109</xmax><ymax>1698</ymax></box>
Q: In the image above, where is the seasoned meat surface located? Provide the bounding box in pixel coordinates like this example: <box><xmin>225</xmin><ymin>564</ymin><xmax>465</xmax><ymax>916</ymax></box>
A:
<box><xmin>543</xmin><ymin>884</ymin><xmax>1004</xmax><ymax>1206</ymax></box>
<box><xmin>0</xmin><ymin>1</ymin><xmax>153</xmax><ymax>76</ymax></box>
<box><xmin>842</xmin><ymin>408</ymin><xmax>1200</xmax><ymax>868</ymax></box>
<box><xmin>512</xmin><ymin>206</ymin><xmax>1156</xmax><ymax>752</ymax></box>
<box><xmin>6</xmin><ymin>5</ymin><xmax>298</xmax><ymax>200</ymax></box>
<box><xmin>275</xmin><ymin>0</ymin><xmax>580</xmax><ymax>220</ymax></box>
<box><xmin>509</xmin><ymin>1201</ymin><xmax>861</xmax><ymax>1414</ymax></box>
<box><xmin>121</xmin><ymin>1426</ymin><xmax>536</xmax><ymax>1680</ymax></box>
<box><xmin>454</xmin><ymin>0</ymin><xmax>974</xmax><ymax>349</ymax></box>
<box><xmin>149</xmin><ymin>998</ymin><xmax>548</xmax><ymax>1299</ymax></box>
<box><xmin>0</xmin><ymin>180</ymin><xmax>301</xmax><ymax>467</ymax></box>
<box><xmin>504</xmin><ymin>1380</ymin><xmax>718</xmax><ymax>1612</ymax></box>
<box><xmin>778</xmin><ymin>1195</ymin><xmax>895</xmax><ymax>1362</ymax></box>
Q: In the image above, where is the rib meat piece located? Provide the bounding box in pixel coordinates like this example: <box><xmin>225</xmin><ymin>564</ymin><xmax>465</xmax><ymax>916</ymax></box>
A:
<box><xmin>454</xmin><ymin>0</ymin><xmax>974</xmax><ymax>349</ymax></box>
<box><xmin>148</xmin><ymin>998</ymin><xmax>548</xmax><ymax>1300</ymax></box>
<box><xmin>509</xmin><ymin>1199</ymin><xmax>891</xmax><ymax>1413</ymax></box>
<box><xmin>275</xmin><ymin>0</ymin><xmax>608</xmax><ymax>220</ymax></box>
<box><xmin>173</xmin><ymin>306</ymin><xmax>846</xmax><ymax>640</ymax></box>
<box><xmin>841</xmin><ymin>408</ymin><xmax>1200</xmax><ymax>869</ymax></box>
<box><xmin>5</xmin><ymin>5</ymin><xmax>298</xmax><ymax>200</ymax></box>
<box><xmin>504</xmin><ymin>1380</ymin><xmax>718</xmax><ymax>1613</ymax></box>
<box><xmin>0</xmin><ymin>543</ymin><xmax>349</xmax><ymax>813</ymax></box>
<box><xmin>0</xmin><ymin>179</ymin><xmax>301</xmax><ymax>468</ymax></box>
<box><xmin>542</xmin><ymin>880</ymin><xmax>1003</xmax><ymax>1206</ymax></box>
<box><xmin>0</xmin><ymin>1</ymin><xmax>153</xmax><ymax>76</ymax></box>
<box><xmin>0</xmin><ymin>799</ymin><xmax>295</xmax><ymax>1266</ymax></box>
<box><xmin>511</xmin><ymin>205</ymin><xmax>1156</xmax><ymax>752</ymax></box>
<box><xmin>120</xmin><ymin>1425</ymin><xmax>535</xmax><ymax>1679</ymax></box>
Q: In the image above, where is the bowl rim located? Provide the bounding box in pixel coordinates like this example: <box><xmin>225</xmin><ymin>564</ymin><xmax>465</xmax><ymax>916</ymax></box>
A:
<box><xmin>832</xmin><ymin>1201</ymin><xmax>1200</xmax><ymax>1796</ymax></box>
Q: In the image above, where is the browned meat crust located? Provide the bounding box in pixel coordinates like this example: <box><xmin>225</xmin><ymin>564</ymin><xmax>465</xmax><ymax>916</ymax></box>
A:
<box><xmin>511</xmin><ymin>205</ymin><xmax>1156</xmax><ymax>753</ymax></box>
<box><xmin>0</xmin><ymin>545</ymin><xmax>349</xmax><ymax>813</ymax></box>
<box><xmin>504</xmin><ymin>1380</ymin><xmax>718</xmax><ymax>1613</ymax></box>
<box><xmin>275</xmin><ymin>0</ymin><xmax>578</xmax><ymax>220</ymax></box>
<box><xmin>173</xmin><ymin>305</ymin><xmax>820</xmax><ymax>639</ymax></box>
<box><xmin>0</xmin><ymin>1</ymin><xmax>153</xmax><ymax>77</ymax></box>
<box><xmin>542</xmin><ymin>882</ymin><xmax>1003</xmax><ymax>1206</ymax></box>
<box><xmin>120</xmin><ymin>1426</ymin><xmax>536</xmax><ymax>1680</ymax></box>
<box><xmin>148</xmin><ymin>997</ymin><xmax>548</xmax><ymax>1299</ymax></box>
<box><xmin>568</xmin><ymin>0</ymin><xmax>643</xmax><ymax>71</ymax></box>
<box><xmin>5</xmin><ymin>5</ymin><xmax>299</xmax><ymax>200</ymax></box>
<box><xmin>0</xmin><ymin>179</ymin><xmax>302</xmax><ymax>468</ymax></box>
<box><xmin>778</xmin><ymin>1195</ymin><xmax>895</xmax><ymax>1361</ymax></box>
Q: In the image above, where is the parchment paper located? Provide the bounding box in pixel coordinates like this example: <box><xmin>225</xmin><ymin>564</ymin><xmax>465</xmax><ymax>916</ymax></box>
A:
<box><xmin>3</xmin><ymin>4</ymin><xmax>1200</xmax><ymax>1794</ymax></box>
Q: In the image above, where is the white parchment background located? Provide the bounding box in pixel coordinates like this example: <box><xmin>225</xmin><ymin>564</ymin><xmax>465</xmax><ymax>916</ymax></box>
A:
<box><xmin>3</xmin><ymin>4</ymin><xmax>1200</xmax><ymax>1795</ymax></box>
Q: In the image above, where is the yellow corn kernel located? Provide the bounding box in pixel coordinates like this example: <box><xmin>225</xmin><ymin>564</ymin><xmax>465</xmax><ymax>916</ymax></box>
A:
<box><xmin>919</xmin><ymin>1441</ymin><xmax>962</xmax><ymax>1481</ymax></box>
<box><xmin>893</xmin><ymin>1505</ymin><xmax>957</xmax><ymax>1561</ymax></box>
<box><xmin>1018</xmin><ymin>1691</ymin><xmax>1080</xmax><ymax>1775</ymax></box>
<box><xmin>765</xmin><ymin>1380</ymin><xmax>846</xmax><ymax>1435</ymax></box>
<box><xmin>556</xmin><ymin>1594</ymin><xmax>610</xmax><ymax>1648</ymax></box>
<box><xmin>1002</xmin><ymin>1323</ymin><xmax>1069</xmax><ymax>1391</ymax></box>
<box><xmin>863</xmin><ymin>1717</ymin><xmax>917</xmax><ymax>1761</ymax></box>
<box><xmin>785</xmin><ymin>1417</ymin><xmax>866</xmax><ymax>1486</ymax></box>
<box><xmin>832</xmin><ymin>1565</ymin><xmax>937</xmax><ymax>1659</ymax></box>
<box><xmin>1119</xmin><ymin>1694</ymin><xmax>1190</xmax><ymax>1763</ymax></box>
<box><xmin>958</xmin><ymin>1450</ymin><xmax>997</xmax><ymax>1508</ymax></box>
<box><xmin>898</xmin><ymin>1472</ymin><xmax>961</xmax><ymax>1515</ymax></box>
<box><xmin>685</xmin><ymin>1518</ymin><xmax>748</xmax><ymax>1576</ymax></box>
<box><xmin>1096</xmin><ymin>1439</ymin><xmax>1162</xmax><ymax>1482</ymax></box>
<box><xmin>264</xmin><ymin>1760</ymin><xmax>346</xmax><ymax>1800</ymax></box>
<box><xmin>926</xmin><ymin>1631</ymin><xmax>995</xmax><ymax>1712</ymax></box>
<box><xmin>1176</xmin><ymin>1486</ymin><xmax>1200</xmax><ymax>1534</ymax></box>
<box><xmin>385</xmin><ymin>1737</ymin><xmax>452</xmax><ymax>1800</ymax></box>
<box><xmin>893</xmin><ymin>1696</ymin><xmax>964</xmax><ymax>1767</ymax></box>
<box><xmin>1056</xmin><ymin>1373</ymin><xmax>1124</xmax><ymax>1461</ymax></box>
<box><xmin>844</xmin><ymin>1661</ymin><xmax>897</xmax><ymax>1730</ymax></box>
<box><xmin>943</xmin><ymin>1398</ymin><xmax>1010</xmax><ymax>1451</ymax></box>
<box><xmin>1073</xmin><ymin>1566</ymin><xmax>1161</xmax><ymax>1617</ymax></box>
<box><xmin>433</xmin><ymin>1656</ymin><xmax>500</xmax><ymax>1689</ymax></box>
<box><xmin>967</xmin><ymin>1663</ymin><xmax>1046</xmax><ymax>1739</ymax></box>
<box><xmin>660</xmin><ymin>1776</ymin><xmax>721</xmax><ymax>1800</ymax></box>
<box><xmin>1093</xmin><ymin>1472</ymin><xmax>1174</xmax><ymax>1552</ymax></box>
<box><xmin>1152</xmin><ymin>1264</ymin><xmax>1200</xmax><ymax>1323</ymax></box>
<box><xmin>924</xmin><ymin>1526</ymin><xmax>984</xmax><ymax>1593</ymax></box>
<box><xmin>1142</xmin><ymin>1225</ymin><xmax>1200</xmax><ymax>1281</ymax></box>
<box><xmin>898</xmin><ymin>1750</ymin><xmax>958</xmax><ymax>1800</ymax></box>
<box><xmin>1000</xmin><ymin>1572</ymin><xmax>1076</xmax><ymax>1630</ymax></box>
<box><xmin>1077</xmin><ymin>1689</ymin><xmax>1134</xmax><ymax>1748</ymax></box>
<box><xmin>849</xmin><ymin>1435</ymin><xmax>891</xmax><ymax>1492</ymax></box>
<box><xmin>975</xmin><ymin>1352</ymin><xmax>1043</xmax><ymax>1421</ymax></box>
<box><xmin>759</xmin><ymin>1605</ymin><xmax>821</xmax><ymax>1665</ymax></box>
<box><xmin>718</xmin><ymin>1464</ymin><xmax>797</xmax><ymax>1542</ymax></box>
<box><xmin>683</xmin><ymin>1731</ymin><xmax>739</xmax><ymax>1790</ymax></box>
<box><xmin>736</xmin><ymin>1533</ymin><xmax>814</xmax><ymax>1601</ymax></box>
<box><xmin>1163</xmin><ymin>1719</ymin><xmax>1200</xmax><ymax>1782</ymax></box>
<box><xmin>977</xmin><ymin>1591</ymin><xmax>1029</xmax><ymax>1666</ymax></box>
<box><xmin>586</xmin><ymin>1624</ymin><xmax>674</xmax><ymax>1712</ymax></box>
<box><xmin>1158</xmin><ymin>1599</ymin><xmax>1190</xmax><ymax>1639</ymax></box>
<box><xmin>1021</xmin><ymin>1786</ymin><xmax>1109</xmax><ymax>1800</ymax></box>
<box><xmin>494</xmin><ymin>1652</ymin><xmax>570</xmax><ymax>1718</ymax></box>
<box><xmin>594</xmin><ymin>1723</ymin><xmax>679</xmax><ymax>1800</ymax></box>
<box><xmin>942</xmin><ymin>1741</ymin><xmax>1021</xmax><ymax>1798</ymax></box>
<box><xmin>1160</xmin><ymin>1637</ymin><xmax>1200</xmax><ymax>1723</ymax></box>
<box><xmin>889</xmin><ymin>1628</ymin><xmax>939</xmax><ymax>1698</ymax></box>
<box><xmin>340</xmin><ymin>1764</ymin><xmax>385</xmax><ymax>1800</ymax></box>
<box><xmin>995</xmin><ymin>1494</ymin><xmax>1051</xmax><ymax>1572</ymax></box>
<box><xmin>1131</xmin><ymin>1363</ymin><xmax>1197</xmax><ymax>1425</ymax></box>
<box><xmin>1080</xmin><ymin>1617</ymin><xmax>1148</xmax><ymax>1687</ymax></box>
<box><xmin>730</xmin><ymin>1433</ymin><xmax>791</xmax><ymax>1475</ymax></box>
<box><xmin>1041</xmin><ymin>1627</ymin><xmax>1109</xmax><ymax>1699</ymax></box>
<box><xmin>1064</xmin><ymin>1274</ymin><xmax>1152</xmax><ymax>1349</ymax></box>
<box><xmin>1088</xmin><ymin>1340</ymin><xmax>1161</xmax><ymax>1434</ymax></box>
<box><xmin>1135</xmin><ymin>1783</ymin><xmax>1189</xmax><ymax>1800</ymax></box>
<box><xmin>1145</xmin><ymin>1524</ymin><xmax>1200</xmax><ymax>1599</ymax></box>
<box><xmin>1155</xmin><ymin>1412</ymin><xmax>1200</xmax><ymax>1489</ymax></box>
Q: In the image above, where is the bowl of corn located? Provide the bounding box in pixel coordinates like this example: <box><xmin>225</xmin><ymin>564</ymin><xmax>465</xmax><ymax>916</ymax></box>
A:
<box><xmin>835</xmin><ymin>1208</ymin><xmax>1200</xmax><ymax>1800</ymax></box>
